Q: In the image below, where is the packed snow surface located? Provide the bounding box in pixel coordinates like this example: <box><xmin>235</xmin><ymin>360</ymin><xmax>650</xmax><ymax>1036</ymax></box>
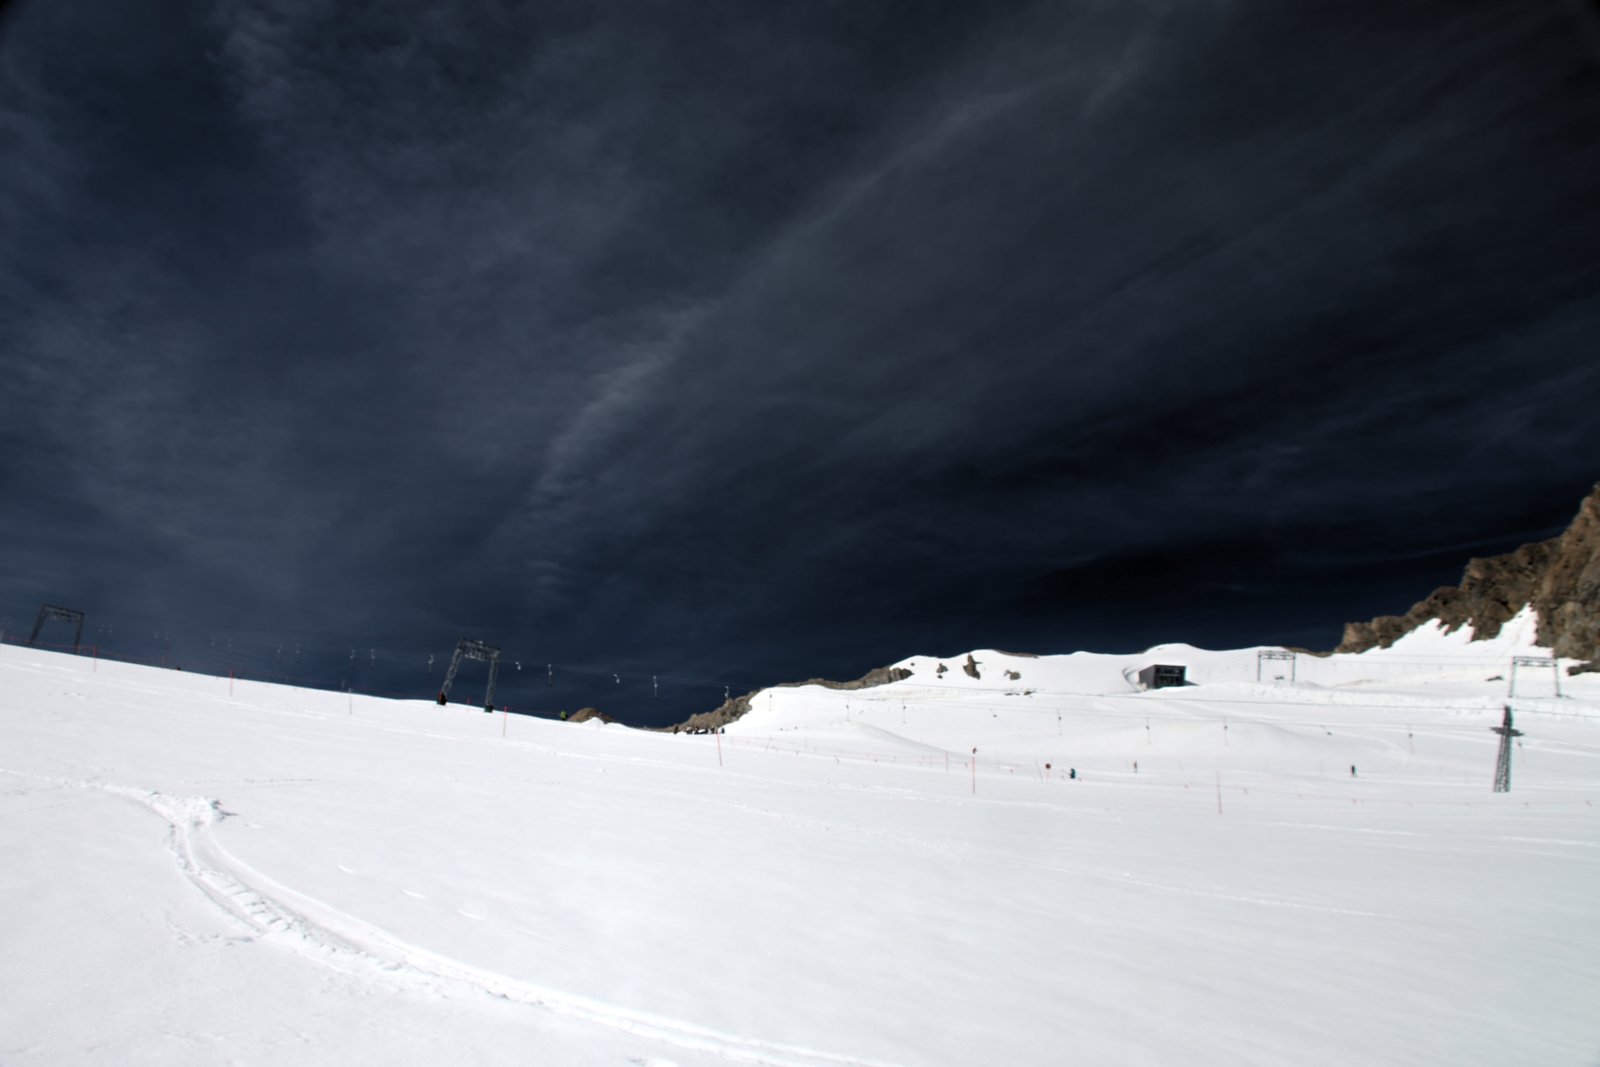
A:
<box><xmin>3</xmin><ymin>619</ymin><xmax>1598</xmax><ymax>1066</ymax></box>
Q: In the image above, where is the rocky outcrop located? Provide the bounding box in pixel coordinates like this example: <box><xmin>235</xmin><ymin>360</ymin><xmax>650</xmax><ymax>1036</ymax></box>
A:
<box><xmin>568</xmin><ymin>706</ymin><xmax>615</xmax><ymax>725</ymax></box>
<box><xmin>808</xmin><ymin>664</ymin><xmax>916</xmax><ymax>691</ymax></box>
<box><xmin>1336</xmin><ymin>483</ymin><xmax>1600</xmax><ymax>665</ymax></box>
<box><xmin>663</xmin><ymin>664</ymin><xmax>914</xmax><ymax>733</ymax></box>
<box><xmin>668</xmin><ymin>692</ymin><xmax>756</xmax><ymax>734</ymax></box>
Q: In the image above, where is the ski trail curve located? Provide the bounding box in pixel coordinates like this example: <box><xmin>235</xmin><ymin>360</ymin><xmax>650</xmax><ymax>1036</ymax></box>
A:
<box><xmin>1</xmin><ymin>768</ymin><xmax>905</xmax><ymax>1067</ymax></box>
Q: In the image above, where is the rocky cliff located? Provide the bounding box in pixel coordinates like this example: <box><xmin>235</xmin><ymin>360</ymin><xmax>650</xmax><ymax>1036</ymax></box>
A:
<box><xmin>1336</xmin><ymin>483</ymin><xmax>1600</xmax><ymax>667</ymax></box>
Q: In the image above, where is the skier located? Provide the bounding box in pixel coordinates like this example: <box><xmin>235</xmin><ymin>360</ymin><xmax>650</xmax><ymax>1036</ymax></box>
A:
<box><xmin>1350</xmin><ymin>764</ymin><xmax>1357</xmax><ymax>778</ymax></box>
<box><xmin>1069</xmin><ymin>768</ymin><xmax>1077</xmax><ymax>780</ymax></box>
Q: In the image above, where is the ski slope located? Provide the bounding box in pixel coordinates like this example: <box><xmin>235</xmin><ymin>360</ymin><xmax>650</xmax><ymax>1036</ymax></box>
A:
<box><xmin>2</xmin><ymin>618</ymin><xmax>1598</xmax><ymax>1066</ymax></box>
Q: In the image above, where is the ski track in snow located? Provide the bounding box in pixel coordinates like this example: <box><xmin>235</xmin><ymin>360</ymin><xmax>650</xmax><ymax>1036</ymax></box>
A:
<box><xmin>0</xmin><ymin>767</ymin><xmax>906</xmax><ymax>1067</ymax></box>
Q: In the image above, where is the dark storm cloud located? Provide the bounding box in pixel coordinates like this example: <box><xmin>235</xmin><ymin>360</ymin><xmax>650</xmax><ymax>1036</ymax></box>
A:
<box><xmin>491</xmin><ymin>1</ymin><xmax>1600</xmax><ymax>656</ymax></box>
<box><xmin>2</xmin><ymin>0</ymin><xmax>1597</xmax><ymax>720</ymax></box>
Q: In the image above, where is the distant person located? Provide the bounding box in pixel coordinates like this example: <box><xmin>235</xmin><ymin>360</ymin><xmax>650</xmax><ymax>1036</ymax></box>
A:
<box><xmin>1350</xmin><ymin>764</ymin><xmax>1357</xmax><ymax>778</ymax></box>
<box><xmin>1133</xmin><ymin>760</ymin><xmax>1138</xmax><ymax>774</ymax></box>
<box><xmin>1069</xmin><ymin>768</ymin><xmax>1077</xmax><ymax>780</ymax></box>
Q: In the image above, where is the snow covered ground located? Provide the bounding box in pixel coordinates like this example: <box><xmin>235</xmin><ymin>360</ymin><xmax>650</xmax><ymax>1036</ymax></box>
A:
<box><xmin>3</xmin><ymin>616</ymin><xmax>1598</xmax><ymax>1066</ymax></box>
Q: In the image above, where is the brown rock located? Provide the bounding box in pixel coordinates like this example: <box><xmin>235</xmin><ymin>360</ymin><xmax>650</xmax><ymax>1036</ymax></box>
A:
<box><xmin>1335</xmin><ymin>483</ymin><xmax>1600</xmax><ymax>660</ymax></box>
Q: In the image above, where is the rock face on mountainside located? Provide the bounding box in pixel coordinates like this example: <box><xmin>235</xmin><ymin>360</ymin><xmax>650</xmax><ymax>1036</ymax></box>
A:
<box><xmin>664</xmin><ymin>664</ymin><xmax>913</xmax><ymax>733</ymax></box>
<box><xmin>1336</xmin><ymin>483</ymin><xmax>1600</xmax><ymax>667</ymax></box>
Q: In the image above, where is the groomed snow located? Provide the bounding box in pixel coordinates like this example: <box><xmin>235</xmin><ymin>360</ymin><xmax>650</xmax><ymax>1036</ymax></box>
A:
<box><xmin>2</xmin><ymin>621</ymin><xmax>1597</xmax><ymax>1066</ymax></box>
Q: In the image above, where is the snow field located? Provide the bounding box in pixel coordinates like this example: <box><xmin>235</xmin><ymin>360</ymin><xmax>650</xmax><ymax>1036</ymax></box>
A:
<box><xmin>2</xmin><ymin>625</ymin><xmax>1598</xmax><ymax>1066</ymax></box>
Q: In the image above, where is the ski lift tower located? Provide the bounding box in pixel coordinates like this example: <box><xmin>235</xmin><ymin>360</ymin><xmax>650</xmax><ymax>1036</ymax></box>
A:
<box><xmin>1508</xmin><ymin>655</ymin><xmax>1561</xmax><ymax>699</ymax></box>
<box><xmin>1256</xmin><ymin>649</ymin><xmax>1297</xmax><ymax>684</ymax></box>
<box><xmin>437</xmin><ymin>638</ymin><xmax>503</xmax><ymax>712</ymax></box>
<box><xmin>1490</xmin><ymin>704</ymin><xmax>1523</xmax><ymax>793</ymax></box>
<box><xmin>28</xmin><ymin>605</ymin><xmax>86</xmax><ymax>652</ymax></box>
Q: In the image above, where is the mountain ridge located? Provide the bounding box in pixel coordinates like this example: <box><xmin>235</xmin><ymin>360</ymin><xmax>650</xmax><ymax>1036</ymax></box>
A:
<box><xmin>666</xmin><ymin>483</ymin><xmax>1600</xmax><ymax>733</ymax></box>
<box><xmin>1335</xmin><ymin>483</ymin><xmax>1600</xmax><ymax>667</ymax></box>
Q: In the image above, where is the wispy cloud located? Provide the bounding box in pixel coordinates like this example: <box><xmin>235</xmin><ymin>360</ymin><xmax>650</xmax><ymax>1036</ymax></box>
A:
<box><xmin>2</xmin><ymin>0</ymin><xmax>1595</xmax><ymax>701</ymax></box>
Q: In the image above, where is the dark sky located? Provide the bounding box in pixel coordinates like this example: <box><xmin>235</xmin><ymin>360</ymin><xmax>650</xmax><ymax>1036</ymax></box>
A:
<box><xmin>2</xmin><ymin>0</ymin><xmax>1597</xmax><ymax>725</ymax></box>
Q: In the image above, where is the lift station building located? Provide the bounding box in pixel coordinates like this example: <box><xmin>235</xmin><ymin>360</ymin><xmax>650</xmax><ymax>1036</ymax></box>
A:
<box><xmin>1137</xmin><ymin>664</ymin><xmax>1187</xmax><ymax>690</ymax></box>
